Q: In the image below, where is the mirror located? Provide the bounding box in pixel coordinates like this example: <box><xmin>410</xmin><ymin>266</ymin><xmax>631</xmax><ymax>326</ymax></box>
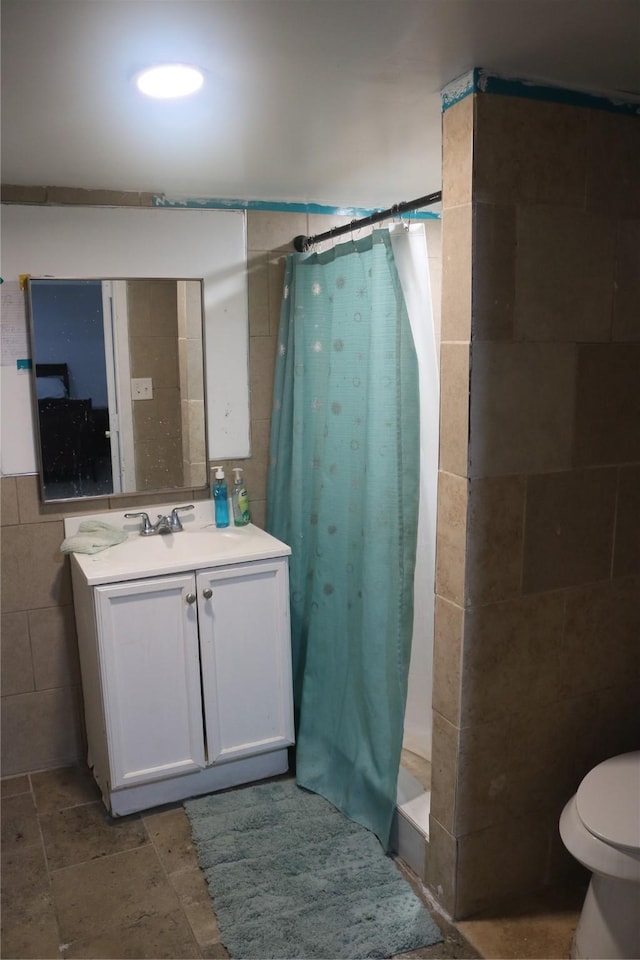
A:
<box><xmin>28</xmin><ymin>277</ymin><xmax>208</xmax><ymax>503</ymax></box>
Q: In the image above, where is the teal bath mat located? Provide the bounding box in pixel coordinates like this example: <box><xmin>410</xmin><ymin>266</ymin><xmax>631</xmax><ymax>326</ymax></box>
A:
<box><xmin>184</xmin><ymin>778</ymin><xmax>442</xmax><ymax>959</ymax></box>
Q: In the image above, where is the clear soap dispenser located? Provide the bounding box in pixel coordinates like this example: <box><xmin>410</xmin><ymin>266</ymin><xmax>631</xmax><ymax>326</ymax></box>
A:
<box><xmin>231</xmin><ymin>467</ymin><xmax>251</xmax><ymax>526</ymax></box>
<box><xmin>212</xmin><ymin>466</ymin><xmax>229</xmax><ymax>528</ymax></box>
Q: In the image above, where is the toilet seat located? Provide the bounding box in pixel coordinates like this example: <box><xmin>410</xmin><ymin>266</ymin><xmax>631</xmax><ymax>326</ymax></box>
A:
<box><xmin>575</xmin><ymin>751</ymin><xmax>640</xmax><ymax>854</ymax></box>
<box><xmin>559</xmin><ymin>752</ymin><xmax>640</xmax><ymax>959</ymax></box>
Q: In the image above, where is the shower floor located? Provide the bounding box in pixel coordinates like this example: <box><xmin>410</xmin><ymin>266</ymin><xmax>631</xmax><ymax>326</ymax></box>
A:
<box><xmin>392</xmin><ymin>749</ymin><xmax>431</xmax><ymax>878</ymax></box>
<box><xmin>399</xmin><ymin>749</ymin><xmax>431</xmax><ymax>836</ymax></box>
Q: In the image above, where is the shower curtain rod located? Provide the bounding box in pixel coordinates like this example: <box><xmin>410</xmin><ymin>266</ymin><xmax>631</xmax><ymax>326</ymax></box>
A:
<box><xmin>292</xmin><ymin>190</ymin><xmax>442</xmax><ymax>252</ymax></box>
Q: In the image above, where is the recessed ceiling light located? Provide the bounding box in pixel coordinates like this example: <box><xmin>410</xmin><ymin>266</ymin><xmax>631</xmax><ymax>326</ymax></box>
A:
<box><xmin>135</xmin><ymin>63</ymin><xmax>204</xmax><ymax>99</ymax></box>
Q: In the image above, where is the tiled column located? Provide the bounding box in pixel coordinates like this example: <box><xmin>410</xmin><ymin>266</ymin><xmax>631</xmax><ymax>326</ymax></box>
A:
<box><xmin>428</xmin><ymin>85</ymin><xmax>640</xmax><ymax>919</ymax></box>
<box><xmin>426</xmin><ymin>93</ymin><xmax>473</xmax><ymax>914</ymax></box>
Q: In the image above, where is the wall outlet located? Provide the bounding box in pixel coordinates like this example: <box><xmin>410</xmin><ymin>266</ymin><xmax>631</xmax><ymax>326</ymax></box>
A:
<box><xmin>131</xmin><ymin>377</ymin><xmax>153</xmax><ymax>400</ymax></box>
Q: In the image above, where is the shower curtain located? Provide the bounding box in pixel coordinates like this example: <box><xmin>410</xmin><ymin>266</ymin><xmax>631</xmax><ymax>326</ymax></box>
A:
<box><xmin>389</xmin><ymin>223</ymin><xmax>439</xmax><ymax>763</ymax></box>
<box><xmin>267</xmin><ymin>229</ymin><xmax>420</xmax><ymax>847</ymax></box>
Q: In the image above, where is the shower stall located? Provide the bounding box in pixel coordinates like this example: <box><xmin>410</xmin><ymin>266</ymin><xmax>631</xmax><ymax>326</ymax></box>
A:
<box><xmin>289</xmin><ymin>207</ymin><xmax>442</xmax><ymax>869</ymax></box>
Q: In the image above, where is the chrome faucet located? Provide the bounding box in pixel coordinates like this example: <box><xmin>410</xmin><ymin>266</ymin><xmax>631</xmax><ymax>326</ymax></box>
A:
<box><xmin>124</xmin><ymin>504</ymin><xmax>195</xmax><ymax>536</ymax></box>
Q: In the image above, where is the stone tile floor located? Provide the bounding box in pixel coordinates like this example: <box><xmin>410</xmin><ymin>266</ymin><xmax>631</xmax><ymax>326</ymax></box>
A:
<box><xmin>1</xmin><ymin>764</ymin><xmax>584</xmax><ymax>959</ymax></box>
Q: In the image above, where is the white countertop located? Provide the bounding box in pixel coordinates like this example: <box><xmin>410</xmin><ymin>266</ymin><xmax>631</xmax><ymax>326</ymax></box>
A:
<box><xmin>64</xmin><ymin>502</ymin><xmax>291</xmax><ymax>586</ymax></box>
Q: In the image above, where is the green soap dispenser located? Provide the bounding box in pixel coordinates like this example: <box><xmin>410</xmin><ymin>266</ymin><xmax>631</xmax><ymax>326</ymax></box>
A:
<box><xmin>231</xmin><ymin>467</ymin><xmax>251</xmax><ymax>526</ymax></box>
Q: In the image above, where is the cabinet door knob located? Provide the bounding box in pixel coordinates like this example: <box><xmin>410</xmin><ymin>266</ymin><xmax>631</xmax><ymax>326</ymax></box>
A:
<box><xmin>185</xmin><ymin>593</ymin><xmax>196</xmax><ymax>604</ymax></box>
<box><xmin>202</xmin><ymin>588</ymin><xmax>213</xmax><ymax>600</ymax></box>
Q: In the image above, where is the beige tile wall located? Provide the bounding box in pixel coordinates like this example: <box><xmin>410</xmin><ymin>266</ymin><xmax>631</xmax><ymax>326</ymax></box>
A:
<box><xmin>428</xmin><ymin>92</ymin><xmax>640</xmax><ymax>919</ymax></box>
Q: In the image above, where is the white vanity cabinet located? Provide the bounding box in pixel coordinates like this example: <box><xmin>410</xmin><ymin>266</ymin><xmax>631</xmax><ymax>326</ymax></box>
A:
<box><xmin>196</xmin><ymin>560</ymin><xmax>294</xmax><ymax>765</ymax></box>
<box><xmin>94</xmin><ymin>572</ymin><xmax>207</xmax><ymax>790</ymax></box>
<box><xmin>66</xmin><ymin>507</ymin><xmax>294</xmax><ymax>816</ymax></box>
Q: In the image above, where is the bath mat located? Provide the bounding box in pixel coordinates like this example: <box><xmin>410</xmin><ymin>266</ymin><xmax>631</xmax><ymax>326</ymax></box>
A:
<box><xmin>184</xmin><ymin>778</ymin><xmax>442</xmax><ymax>959</ymax></box>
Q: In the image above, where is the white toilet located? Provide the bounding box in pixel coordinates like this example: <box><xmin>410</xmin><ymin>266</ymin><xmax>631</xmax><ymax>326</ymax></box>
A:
<box><xmin>560</xmin><ymin>751</ymin><xmax>640</xmax><ymax>960</ymax></box>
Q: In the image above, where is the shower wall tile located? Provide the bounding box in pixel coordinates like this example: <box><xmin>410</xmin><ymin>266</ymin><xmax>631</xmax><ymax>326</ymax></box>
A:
<box><xmin>1</xmin><ymin>476</ymin><xmax>19</xmax><ymax>525</ymax></box>
<box><xmin>432</xmin><ymin>597</ymin><xmax>463</xmax><ymax>726</ymax></box>
<box><xmin>442</xmin><ymin>95</ymin><xmax>473</xmax><ymax>209</ymax></box>
<box><xmin>268</xmin><ymin>253</ymin><xmax>287</xmax><ymax>336</ymax></box>
<box><xmin>425</xmin><ymin>219</ymin><xmax>443</xmax><ymax>260</ymax></box>
<box><xmin>612</xmin><ymin>219</ymin><xmax>640</xmax><ymax>341</ymax></box>
<box><xmin>428</xmin><ymin>243</ymin><xmax>443</xmax><ymax>350</ymax></box>
<box><xmin>1</xmin><ymin>612</ymin><xmax>34</xmax><ymax>696</ymax></box>
<box><xmin>613</xmin><ymin>465</ymin><xmax>640</xmax><ymax>577</ymax></box>
<box><xmin>306</xmin><ymin>214</ymin><xmax>352</xmax><ymax>254</ymax></box>
<box><xmin>435</xmin><ymin>471</ymin><xmax>468</xmax><ymax>607</ymax></box>
<box><xmin>247</xmin><ymin>210</ymin><xmax>306</xmax><ymax>251</ymax></box>
<box><xmin>465</xmin><ymin>475</ymin><xmax>525</xmax><ymax>605</ymax></box>
<box><xmin>468</xmin><ymin>342</ymin><xmax>576</xmax><ymax>477</ymax></box>
<box><xmin>430</xmin><ymin>711</ymin><xmax>459</xmax><ymax>835</ymax></box>
<box><xmin>585</xmin><ymin>111</ymin><xmax>640</xmax><ymax>219</ymax></box>
<box><xmin>472</xmin><ymin>202</ymin><xmax>515</xmax><ymax>341</ymax></box>
<box><xmin>573</xmin><ymin>344</ymin><xmax>640</xmax><ymax>467</ymax></box>
<box><xmin>560</xmin><ymin>577</ymin><xmax>640</xmax><ymax>697</ymax></box>
<box><xmin>514</xmin><ymin>205</ymin><xmax>615</xmax><ymax>342</ymax></box>
<box><xmin>441</xmin><ymin>205</ymin><xmax>472</xmax><ymax>342</ymax></box>
<box><xmin>522</xmin><ymin>468</ymin><xmax>617</xmax><ymax>593</ymax></box>
<box><xmin>460</xmin><ymin>593</ymin><xmax>564</xmax><ymax>726</ymax></box>
<box><xmin>473</xmin><ymin>95</ymin><xmax>588</xmax><ymax>207</ymax></box>
<box><xmin>439</xmin><ymin>343</ymin><xmax>470</xmax><ymax>478</ymax></box>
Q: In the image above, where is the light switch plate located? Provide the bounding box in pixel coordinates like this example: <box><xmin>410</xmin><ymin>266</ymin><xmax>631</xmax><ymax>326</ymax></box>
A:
<box><xmin>131</xmin><ymin>377</ymin><xmax>153</xmax><ymax>400</ymax></box>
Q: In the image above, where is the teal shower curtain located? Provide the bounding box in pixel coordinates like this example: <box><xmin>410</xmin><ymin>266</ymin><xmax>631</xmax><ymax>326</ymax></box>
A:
<box><xmin>267</xmin><ymin>230</ymin><xmax>420</xmax><ymax>848</ymax></box>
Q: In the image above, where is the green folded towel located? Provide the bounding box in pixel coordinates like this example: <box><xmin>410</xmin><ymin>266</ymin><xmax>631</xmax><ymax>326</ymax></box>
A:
<box><xmin>60</xmin><ymin>520</ymin><xmax>128</xmax><ymax>555</ymax></box>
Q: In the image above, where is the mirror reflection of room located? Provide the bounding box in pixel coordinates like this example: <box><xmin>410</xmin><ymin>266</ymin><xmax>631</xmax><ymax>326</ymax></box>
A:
<box><xmin>28</xmin><ymin>277</ymin><xmax>207</xmax><ymax>502</ymax></box>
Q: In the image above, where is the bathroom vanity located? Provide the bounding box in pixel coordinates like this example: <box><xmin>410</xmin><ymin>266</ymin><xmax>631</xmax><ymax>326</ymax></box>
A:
<box><xmin>65</xmin><ymin>503</ymin><xmax>294</xmax><ymax>815</ymax></box>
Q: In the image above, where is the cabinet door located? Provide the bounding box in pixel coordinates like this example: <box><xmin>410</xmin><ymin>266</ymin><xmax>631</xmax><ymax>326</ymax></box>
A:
<box><xmin>95</xmin><ymin>574</ymin><xmax>205</xmax><ymax>789</ymax></box>
<box><xmin>197</xmin><ymin>559</ymin><xmax>294</xmax><ymax>764</ymax></box>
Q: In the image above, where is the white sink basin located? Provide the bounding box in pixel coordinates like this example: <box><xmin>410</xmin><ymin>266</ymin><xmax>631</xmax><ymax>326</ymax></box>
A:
<box><xmin>65</xmin><ymin>508</ymin><xmax>291</xmax><ymax>586</ymax></box>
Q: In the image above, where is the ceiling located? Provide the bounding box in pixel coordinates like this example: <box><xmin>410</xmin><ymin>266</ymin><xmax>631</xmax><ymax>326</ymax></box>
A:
<box><xmin>2</xmin><ymin>0</ymin><xmax>639</xmax><ymax>209</ymax></box>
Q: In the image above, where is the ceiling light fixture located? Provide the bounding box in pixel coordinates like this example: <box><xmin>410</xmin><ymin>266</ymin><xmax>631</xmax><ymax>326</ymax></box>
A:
<box><xmin>135</xmin><ymin>63</ymin><xmax>204</xmax><ymax>99</ymax></box>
